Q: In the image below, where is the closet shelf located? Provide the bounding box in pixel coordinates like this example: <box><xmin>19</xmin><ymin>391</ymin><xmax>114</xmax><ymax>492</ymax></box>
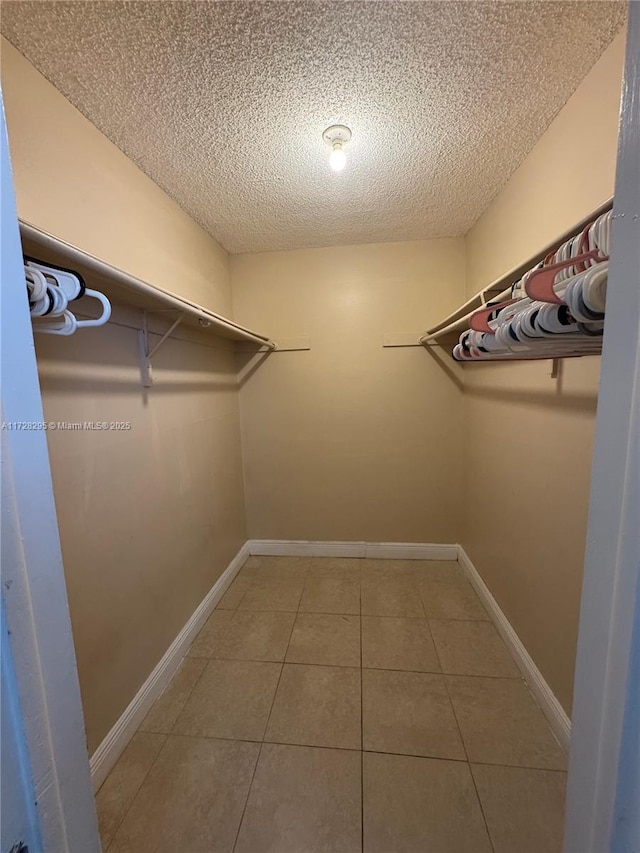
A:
<box><xmin>18</xmin><ymin>221</ymin><xmax>277</xmax><ymax>351</ymax></box>
<box><xmin>420</xmin><ymin>197</ymin><xmax>613</xmax><ymax>354</ymax></box>
<box><xmin>421</xmin><ymin>283</ymin><xmax>512</xmax><ymax>343</ymax></box>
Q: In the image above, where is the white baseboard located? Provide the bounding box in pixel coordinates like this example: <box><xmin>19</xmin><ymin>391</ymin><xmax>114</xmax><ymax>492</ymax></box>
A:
<box><xmin>457</xmin><ymin>545</ymin><xmax>571</xmax><ymax>752</ymax></box>
<box><xmin>89</xmin><ymin>542</ymin><xmax>250</xmax><ymax>791</ymax></box>
<box><xmin>248</xmin><ymin>539</ymin><xmax>458</xmax><ymax>561</ymax></box>
<box><xmin>249</xmin><ymin>539</ymin><xmax>366</xmax><ymax>557</ymax></box>
<box><xmin>365</xmin><ymin>542</ymin><xmax>457</xmax><ymax>560</ymax></box>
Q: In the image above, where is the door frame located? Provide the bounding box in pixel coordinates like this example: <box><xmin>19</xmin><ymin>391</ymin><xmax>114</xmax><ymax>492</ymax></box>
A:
<box><xmin>564</xmin><ymin>6</ymin><xmax>640</xmax><ymax>851</ymax></box>
<box><xmin>0</xmin><ymin>96</ymin><xmax>100</xmax><ymax>851</ymax></box>
<box><xmin>1</xmin><ymin>11</ymin><xmax>639</xmax><ymax>853</ymax></box>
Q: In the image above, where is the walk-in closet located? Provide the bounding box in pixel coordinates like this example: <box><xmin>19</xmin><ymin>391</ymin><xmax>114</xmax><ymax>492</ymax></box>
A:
<box><xmin>1</xmin><ymin>3</ymin><xmax>639</xmax><ymax>853</ymax></box>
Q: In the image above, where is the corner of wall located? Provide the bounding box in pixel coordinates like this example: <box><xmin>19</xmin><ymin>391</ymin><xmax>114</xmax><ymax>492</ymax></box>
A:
<box><xmin>1</xmin><ymin>36</ymin><xmax>232</xmax><ymax>316</ymax></box>
<box><xmin>463</xmin><ymin>27</ymin><xmax>626</xmax><ymax>296</ymax></box>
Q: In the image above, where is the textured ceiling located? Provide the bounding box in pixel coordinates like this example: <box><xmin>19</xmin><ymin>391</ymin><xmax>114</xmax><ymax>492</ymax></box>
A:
<box><xmin>1</xmin><ymin>1</ymin><xmax>626</xmax><ymax>254</ymax></box>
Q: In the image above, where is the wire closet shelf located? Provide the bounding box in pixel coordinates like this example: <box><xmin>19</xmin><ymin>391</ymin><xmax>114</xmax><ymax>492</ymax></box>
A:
<box><xmin>19</xmin><ymin>220</ymin><xmax>277</xmax><ymax>351</ymax></box>
<box><xmin>420</xmin><ymin>199</ymin><xmax>613</xmax><ymax>364</ymax></box>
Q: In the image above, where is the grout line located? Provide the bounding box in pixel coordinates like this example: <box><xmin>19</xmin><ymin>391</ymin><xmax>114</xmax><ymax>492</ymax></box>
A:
<box><xmin>260</xmin><ymin>660</ymin><xmax>286</xmax><ymax>742</ymax></box>
<box><xmin>232</xmin><ymin>741</ymin><xmax>264</xmax><ymax>853</ymax></box>
<box><xmin>278</xmin><ymin>660</ymin><xmax>361</xmax><ymax>673</ymax></box>
<box><xmin>298</xmin><ymin>569</ymin><xmax>313</xmax><ymax>612</ymax></box>
<box><xmin>430</xmin><ymin>631</ymin><xmax>468</xmax><ymax>762</ymax></box>
<box><xmin>167</xmin><ymin>731</ymin><xmax>261</xmax><ymax>746</ymax></box>
<box><xmin>260</xmin><ymin>610</ymin><xmax>299</xmax><ymax>741</ymax></box>
<box><xmin>102</xmin><ymin>656</ymin><xmax>213</xmax><ymax>846</ymax></box>
<box><xmin>184</xmin><ymin>651</ymin><xmax>523</xmax><ymax>680</ymax></box>
<box><xmin>469</xmin><ymin>760</ymin><xmax>569</xmax><ymax>775</ymax></box>
<box><xmin>229</xmin><ymin>637</ymin><xmax>294</xmax><ymax>852</ymax></box>
<box><xmin>233</xmin><ymin>588</ymin><xmax>249</xmax><ymax>610</ymax></box>
<box><xmin>150</xmin><ymin>657</ymin><xmax>212</xmax><ymax>736</ymax></box>
<box><xmin>216</xmin><ymin>607</ymin><xmax>304</xmax><ymax>616</ymax></box>
<box><xmin>167</xmin><ymin>658</ymin><xmax>214</xmax><ymax>736</ymax></box>
<box><xmin>139</xmin><ymin>657</ymin><xmax>207</xmax><ymax>734</ymax></box>
<box><xmin>148</xmin><ymin>729</ymin><xmax>568</xmax><ymax>772</ymax></box>
<box><xmin>441</xmin><ymin>671</ymin><xmax>527</xmax><ymax>683</ymax></box>
<box><xmin>437</xmin><ymin>642</ymin><xmax>496</xmax><ymax>853</ymax></box>
<box><xmin>414</xmin><ymin>574</ymin><xmax>429</xmax><ymax>620</ymax></box>
<box><xmin>236</xmin><ymin>607</ymin><xmax>300</xmax><ymax>614</ymax></box>
<box><xmin>359</xmin><ymin>747</ymin><xmax>467</xmax><ymax>764</ymax></box>
<box><xmin>180</xmin><ymin>656</ymin><xmax>210</xmax><ymax>703</ymax></box>
<box><xmin>298</xmin><ymin>608</ymin><xmax>361</xmax><ymax>616</ymax></box>
<box><xmin>219</xmin><ymin>603</ymin><xmax>491</xmax><ymax>622</ymax></box>
<box><xmin>469</xmin><ymin>762</ymin><xmax>496</xmax><ymax>853</ymax></box>
<box><xmin>99</xmin><ymin>731</ymin><xmax>169</xmax><ymax>848</ymax></box>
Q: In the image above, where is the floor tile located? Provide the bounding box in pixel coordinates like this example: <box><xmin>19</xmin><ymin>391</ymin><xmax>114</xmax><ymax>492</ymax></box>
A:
<box><xmin>139</xmin><ymin>658</ymin><xmax>207</xmax><ymax>734</ymax></box>
<box><xmin>308</xmin><ymin>557</ymin><xmax>362</xmax><ymax>578</ymax></box>
<box><xmin>235</xmin><ymin>743</ymin><xmax>361</xmax><ymax>853</ymax></box>
<box><xmin>238</xmin><ymin>576</ymin><xmax>304</xmax><ymax>611</ymax></box>
<box><xmin>173</xmin><ymin>659</ymin><xmax>281</xmax><ymax>741</ymax></box>
<box><xmin>361</xmin><ymin>616</ymin><xmax>440</xmax><ymax>672</ymax></box>
<box><xmin>189</xmin><ymin>609</ymin><xmax>295</xmax><ymax>661</ymax></box>
<box><xmin>472</xmin><ymin>763</ymin><xmax>567</xmax><ymax>853</ymax></box>
<box><xmin>187</xmin><ymin>609</ymin><xmax>234</xmax><ymax>654</ymax></box>
<box><xmin>361</xmin><ymin>576</ymin><xmax>424</xmax><ymax>617</ymax></box>
<box><xmin>248</xmin><ymin>555</ymin><xmax>311</xmax><ymax>578</ymax></box>
<box><xmin>216</xmin><ymin>573</ymin><xmax>254</xmax><ymax>610</ymax></box>
<box><xmin>413</xmin><ymin>559</ymin><xmax>466</xmax><ymax>582</ymax></box>
<box><xmin>265</xmin><ymin>663</ymin><xmax>361</xmax><ymax>750</ymax></box>
<box><xmin>299</xmin><ymin>575</ymin><xmax>360</xmax><ymax>614</ymax></box>
<box><xmin>363</xmin><ymin>751</ymin><xmax>492</xmax><ymax>853</ymax></box>
<box><xmin>286</xmin><ymin>613</ymin><xmax>361</xmax><ymax>667</ymax></box>
<box><xmin>446</xmin><ymin>675</ymin><xmax>567</xmax><ymax>769</ymax></box>
<box><xmin>361</xmin><ymin>559</ymin><xmax>420</xmax><ymax>579</ymax></box>
<box><xmin>102</xmin><ymin>557</ymin><xmax>568</xmax><ymax>852</ymax></box>
<box><xmin>419</xmin><ymin>579</ymin><xmax>489</xmax><ymax>620</ymax></box>
<box><xmin>364</xmin><ymin>559</ymin><xmax>463</xmax><ymax>581</ymax></box>
<box><xmin>430</xmin><ymin>619</ymin><xmax>520</xmax><ymax>677</ymax></box>
<box><xmin>96</xmin><ymin>731</ymin><xmax>166</xmax><ymax>849</ymax></box>
<box><xmin>362</xmin><ymin>669</ymin><xmax>465</xmax><ymax>759</ymax></box>
<box><xmin>108</xmin><ymin>735</ymin><xmax>259</xmax><ymax>853</ymax></box>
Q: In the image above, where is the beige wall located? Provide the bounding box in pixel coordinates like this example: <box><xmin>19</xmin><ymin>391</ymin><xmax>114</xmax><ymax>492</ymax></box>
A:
<box><xmin>35</xmin><ymin>328</ymin><xmax>246</xmax><ymax>753</ymax></box>
<box><xmin>231</xmin><ymin>239</ymin><xmax>466</xmax><ymax>543</ymax></box>
<box><xmin>2</xmin><ymin>38</ymin><xmax>248</xmax><ymax>752</ymax></box>
<box><xmin>1</xmin><ymin>38</ymin><xmax>230</xmax><ymax>314</ymax></box>
<box><xmin>461</xmin><ymin>31</ymin><xmax>625</xmax><ymax>714</ymax></box>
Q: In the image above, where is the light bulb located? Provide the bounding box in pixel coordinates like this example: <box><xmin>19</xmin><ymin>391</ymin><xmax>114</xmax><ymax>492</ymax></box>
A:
<box><xmin>323</xmin><ymin>125</ymin><xmax>352</xmax><ymax>173</ymax></box>
<box><xmin>330</xmin><ymin>145</ymin><xmax>346</xmax><ymax>172</ymax></box>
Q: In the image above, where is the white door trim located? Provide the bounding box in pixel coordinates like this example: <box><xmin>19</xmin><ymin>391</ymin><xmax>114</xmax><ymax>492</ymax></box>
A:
<box><xmin>0</xmin><ymin>99</ymin><xmax>100</xmax><ymax>852</ymax></box>
<box><xmin>564</xmin><ymin>9</ymin><xmax>640</xmax><ymax>851</ymax></box>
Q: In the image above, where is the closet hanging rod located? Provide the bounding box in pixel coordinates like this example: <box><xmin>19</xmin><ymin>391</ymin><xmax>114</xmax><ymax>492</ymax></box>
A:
<box><xmin>420</xmin><ymin>196</ymin><xmax>613</xmax><ymax>345</ymax></box>
<box><xmin>448</xmin><ymin>208</ymin><xmax>612</xmax><ymax>364</ymax></box>
<box><xmin>18</xmin><ymin>221</ymin><xmax>277</xmax><ymax>351</ymax></box>
<box><xmin>422</xmin><ymin>287</ymin><xmax>513</xmax><ymax>344</ymax></box>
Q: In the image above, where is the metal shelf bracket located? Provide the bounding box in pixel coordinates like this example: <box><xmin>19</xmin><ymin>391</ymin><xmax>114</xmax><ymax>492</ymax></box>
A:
<box><xmin>139</xmin><ymin>310</ymin><xmax>185</xmax><ymax>387</ymax></box>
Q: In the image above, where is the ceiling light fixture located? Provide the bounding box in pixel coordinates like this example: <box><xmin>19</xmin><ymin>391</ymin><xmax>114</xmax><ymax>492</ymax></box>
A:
<box><xmin>323</xmin><ymin>125</ymin><xmax>352</xmax><ymax>173</ymax></box>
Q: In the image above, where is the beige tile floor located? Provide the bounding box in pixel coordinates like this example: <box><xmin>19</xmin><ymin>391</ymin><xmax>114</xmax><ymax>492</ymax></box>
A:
<box><xmin>97</xmin><ymin>556</ymin><xmax>568</xmax><ymax>853</ymax></box>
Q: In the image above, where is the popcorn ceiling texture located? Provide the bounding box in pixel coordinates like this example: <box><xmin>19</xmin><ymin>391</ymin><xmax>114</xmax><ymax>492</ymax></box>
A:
<box><xmin>1</xmin><ymin>1</ymin><xmax>625</xmax><ymax>254</ymax></box>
